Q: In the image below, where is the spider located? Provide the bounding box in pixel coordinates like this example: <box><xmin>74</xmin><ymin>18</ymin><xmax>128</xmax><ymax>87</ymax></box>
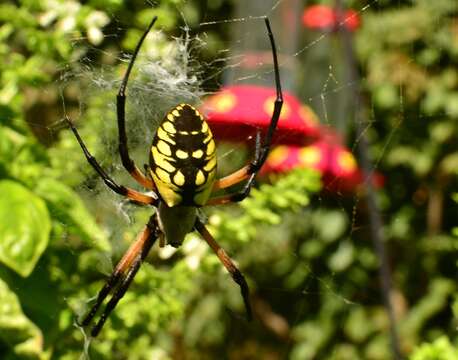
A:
<box><xmin>66</xmin><ymin>15</ymin><xmax>282</xmax><ymax>337</ymax></box>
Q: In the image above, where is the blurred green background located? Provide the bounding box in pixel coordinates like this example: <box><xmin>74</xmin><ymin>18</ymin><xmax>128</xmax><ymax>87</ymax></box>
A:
<box><xmin>0</xmin><ymin>0</ymin><xmax>457</xmax><ymax>359</ymax></box>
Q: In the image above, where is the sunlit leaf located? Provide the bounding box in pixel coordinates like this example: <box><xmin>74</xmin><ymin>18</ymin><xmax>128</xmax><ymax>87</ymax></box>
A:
<box><xmin>0</xmin><ymin>180</ymin><xmax>51</xmax><ymax>277</ymax></box>
<box><xmin>410</xmin><ymin>336</ymin><xmax>458</xmax><ymax>360</ymax></box>
<box><xmin>0</xmin><ymin>277</ymin><xmax>45</xmax><ymax>359</ymax></box>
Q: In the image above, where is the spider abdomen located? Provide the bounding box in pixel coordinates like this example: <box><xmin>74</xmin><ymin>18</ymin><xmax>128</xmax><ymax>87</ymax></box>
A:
<box><xmin>150</xmin><ymin>104</ymin><xmax>217</xmax><ymax>207</ymax></box>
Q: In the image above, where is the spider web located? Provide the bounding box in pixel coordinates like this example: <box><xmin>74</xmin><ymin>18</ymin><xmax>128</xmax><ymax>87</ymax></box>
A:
<box><xmin>193</xmin><ymin>3</ymin><xmax>399</xmax><ymax>358</ymax></box>
<box><xmin>66</xmin><ymin>1</ymin><xmax>375</xmax><ymax>356</ymax></box>
<box><xmin>42</xmin><ymin>0</ymin><xmax>451</xmax><ymax>358</ymax></box>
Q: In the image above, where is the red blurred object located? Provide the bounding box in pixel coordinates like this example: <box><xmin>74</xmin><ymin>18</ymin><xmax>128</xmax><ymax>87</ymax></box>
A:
<box><xmin>262</xmin><ymin>132</ymin><xmax>383</xmax><ymax>192</ymax></box>
<box><xmin>302</xmin><ymin>4</ymin><xmax>360</xmax><ymax>32</ymax></box>
<box><xmin>202</xmin><ymin>85</ymin><xmax>321</xmax><ymax>145</ymax></box>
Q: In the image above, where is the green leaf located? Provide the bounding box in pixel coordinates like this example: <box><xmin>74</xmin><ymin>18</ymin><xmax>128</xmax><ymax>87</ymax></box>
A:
<box><xmin>0</xmin><ymin>180</ymin><xmax>51</xmax><ymax>277</ymax></box>
<box><xmin>410</xmin><ymin>336</ymin><xmax>458</xmax><ymax>360</ymax></box>
<box><xmin>328</xmin><ymin>240</ymin><xmax>354</xmax><ymax>272</ymax></box>
<box><xmin>35</xmin><ymin>178</ymin><xmax>110</xmax><ymax>251</ymax></box>
<box><xmin>452</xmin><ymin>193</ymin><xmax>458</xmax><ymax>204</ymax></box>
<box><xmin>344</xmin><ymin>307</ymin><xmax>375</xmax><ymax>343</ymax></box>
<box><xmin>313</xmin><ymin>210</ymin><xmax>348</xmax><ymax>243</ymax></box>
<box><xmin>401</xmin><ymin>278</ymin><xmax>456</xmax><ymax>338</ymax></box>
<box><xmin>0</xmin><ymin>277</ymin><xmax>45</xmax><ymax>359</ymax></box>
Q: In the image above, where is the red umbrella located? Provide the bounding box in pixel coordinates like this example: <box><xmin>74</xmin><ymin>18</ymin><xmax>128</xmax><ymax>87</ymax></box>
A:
<box><xmin>202</xmin><ymin>85</ymin><xmax>321</xmax><ymax>145</ymax></box>
<box><xmin>302</xmin><ymin>5</ymin><xmax>360</xmax><ymax>32</ymax></box>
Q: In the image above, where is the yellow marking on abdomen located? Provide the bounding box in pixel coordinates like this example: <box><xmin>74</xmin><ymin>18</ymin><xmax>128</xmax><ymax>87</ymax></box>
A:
<box><xmin>157</xmin><ymin>140</ymin><xmax>172</xmax><ymax>156</ymax></box>
<box><xmin>151</xmin><ymin>170</ymin><xmax>182</xmax><ymax>207</ymax></box>
<box><xmin>206</xmin><ymin>139</ymin><xmax>215</xmax><ymax>155</ymax></box>
<box><xmin>173</xmin><ymin>170</ymin><xmax>185</xmax><ymax>186</ymax></box>
<box><xmin>203</xmin><ymin>131</ymin><xmax>212</xmax><ymax>143</ymax></box>
<box><xmin>157</xmin><ymin>127</ymin><xmax>176</xmax><ymax>145</ymax></box>
<box><xmin>192</xmin><ymin>149</ymin><xmax>204</xmax><ymax>159</ymax></box>
<box><xmin>155</xmin><ymin>167</ymin><xmax>171</xmax><ymax>184</ymax></box>
<box><xmin>203</xmin><ymin>156</ymin><xmax>216</xmax><ymax>172</ymax></box>
<box><xmin>151</xmin><ymin>147</ymin><xmax>176</xmax><ymax>172</ymax></box>
<box><xmin>195</xmin><ymin>170</ymin><xmax>206</xmax><ymax>186</ymax></box>
<box><xmin>176</xmin><ymin>150</ymin><xmax>188</xmax><ymax>159</ymax></box>
<box><xmin>172</xmin><ymin>110</ymin><xmax>180</xmax><ymax>117</ymax></box>
<box><xmin>163</xmin><ymin>121</ymin><xmax>176</xmax><ymax>133</ymax></box>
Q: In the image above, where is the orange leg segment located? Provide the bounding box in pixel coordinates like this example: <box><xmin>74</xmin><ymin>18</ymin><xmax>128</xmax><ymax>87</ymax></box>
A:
<box><xmin>81</xmin><ymin>216</ymin><xmax>159</xmax><ymax>337</ymax></box>
<box><xmin>212</xmin><ymin>165</ymin><xmax>251</xmax><ymax>191</ymax></box>
<box><xmin>195</xmin><ymin>219</ymin><xmax>252</xmax><ymax>320</ymax></box>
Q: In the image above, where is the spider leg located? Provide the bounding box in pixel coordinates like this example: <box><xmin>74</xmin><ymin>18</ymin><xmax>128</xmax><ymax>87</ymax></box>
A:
<box><xmin>206</xmin><ymin>172</ymin><xmax>257</xmax><ymax>205</ymax></box>
<box><xmin>211</xmin><ymin>18</ymin><xmax>283</xmax><ymax>196</ymax></box>
<box><xmin>90</xmin><ymin>251</ymin><xmax>143</xmax><ymax>337</ymax></box>
<box><xmin>195</xmin><ymin>219</ymin><xmax>252</xmax><ymax>321</ymax></box>
<box><xmin>81</xmin><ymin>215</ymin><xmax>159</xmax><ymax>337</ymax></box>
<box><xmin>66</xmin><ymin>117</ymin><xmax>158</xmax><ymax>205</ymax></box>
<box><xmin>207</xmin><ymin>134</ymin><xmax>259</xmax><ymax>205</ymax></box>
<box><xmin>117</xmin><ymin>16</ymin><xmax>158</xmax><ymax>189</ymax></box>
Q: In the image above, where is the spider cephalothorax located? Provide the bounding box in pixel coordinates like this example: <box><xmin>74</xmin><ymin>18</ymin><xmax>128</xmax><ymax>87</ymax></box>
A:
<box><xmin>67</xmin><ymin>15</ymin><xmax>282</xmax><ymax>337</ymax></box>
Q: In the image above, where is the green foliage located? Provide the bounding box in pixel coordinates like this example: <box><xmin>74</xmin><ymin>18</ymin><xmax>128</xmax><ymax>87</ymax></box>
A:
<box><xmin>35</xmin><ymin>178</ymin><xmax>109</xmax><ymax>251</ymax></box>
<box><xmin>351</xmin><ymin>0</ymin><xmax>458</xmax><ymax>358</ymax></box>
<box><xmin>357</xmin><ymin>0</ymin><xmax>458</xmax><ymax>178</ymax></box>
<box><xmin>0</xmin><ymin>278</ymin><xmax>47</xmax><ymax>360</ymax></box>
<box><xmin>409</xmin><ymin>336</ymin><xmax>458</xmax><ymax>360</ymax></box>
<box><xmin>0</xmin><ymin>0</ymin><xmax>116</xmax><ymax>358</ymax></box>
<box><xmin>0</xmin><ymin>180</ymin><xmax>50</xmax><ymax>277</ymax></box>
<box><xmin>211</xmin><ymin>168</ymin><xmax>321</xmax><ymax>243</ymax></box>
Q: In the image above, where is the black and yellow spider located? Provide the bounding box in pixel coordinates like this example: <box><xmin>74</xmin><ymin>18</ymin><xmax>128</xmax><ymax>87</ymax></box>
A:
<box><xmin>66</xmin><ymin>16</ymin><xmax>282</xmax><ymax>337</ymax></box>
